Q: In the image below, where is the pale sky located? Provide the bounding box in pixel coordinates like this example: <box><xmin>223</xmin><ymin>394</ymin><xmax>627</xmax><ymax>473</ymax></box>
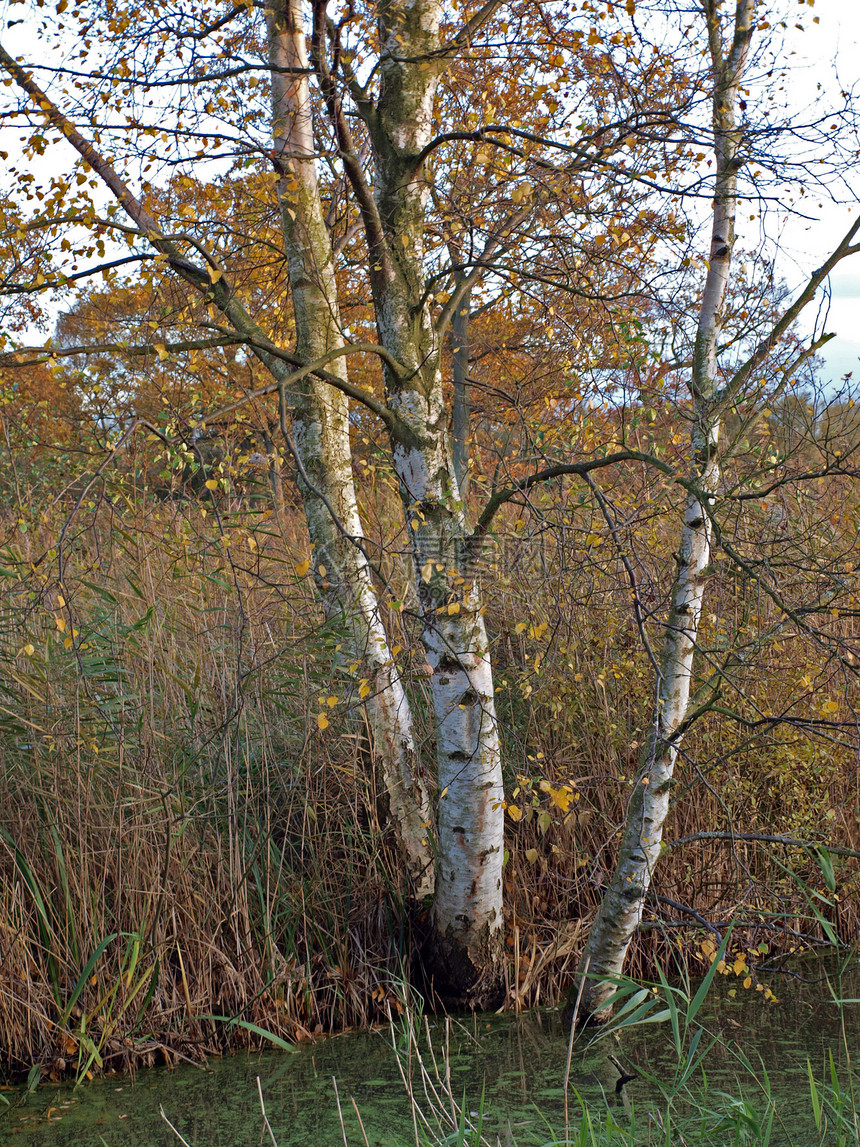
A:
<box><xmin>769</xmin><ymin>0</ymin><xmax>860</xmax><ymax>387</ymax></box>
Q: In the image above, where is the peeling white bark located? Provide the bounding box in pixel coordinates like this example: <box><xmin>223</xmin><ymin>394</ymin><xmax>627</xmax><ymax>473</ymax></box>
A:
<box><xmin>577</xmin><ymin>0</ymin><xmax>755</xmax><ymax>1018</ymax></box>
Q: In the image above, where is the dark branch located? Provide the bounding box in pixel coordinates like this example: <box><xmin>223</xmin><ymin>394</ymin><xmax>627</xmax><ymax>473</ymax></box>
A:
<box><xmin>470</xmin><ymin>451</ymin><xmax>676</xmax><ymax>542</ymax></box>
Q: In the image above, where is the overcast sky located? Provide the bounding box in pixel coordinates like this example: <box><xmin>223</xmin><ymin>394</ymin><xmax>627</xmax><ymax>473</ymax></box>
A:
<box><xmin>771</xmin><ymin>0</ymin><xmax>860</xmax><ymax>387</ymax></box>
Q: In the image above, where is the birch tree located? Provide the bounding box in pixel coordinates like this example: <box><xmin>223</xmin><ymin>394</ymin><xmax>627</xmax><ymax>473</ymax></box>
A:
<box><xmin>0</xmin><ymin>0</ymin><xmax>515</xmax><ymax>1000</ymax></box>
<box><xmin>2</xmin><ymin>18</ymin><xmax>438</xmax><ymax>901</ymax></box>
<box><xmin>574</xmin><ymin>0</ymin><xmax>860</xmax><ymax>1018</ymax></box>
<box><xmin>305</xmin><ymin>0</ymin><xmax>512</xmax><ymax>1000</ymax></box>
<box><xmin>7</xmin><ymin>0</ymin><xmax>851</xmax><ymax>1012</ymax></box>
<box><xmin>265</xmin><ymin>0</ymin><xmax>434</xmax><ymax>894</ymax></box>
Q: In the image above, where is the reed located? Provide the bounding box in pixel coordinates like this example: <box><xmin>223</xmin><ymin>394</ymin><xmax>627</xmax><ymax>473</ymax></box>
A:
<box><xmin>0</xmin><ymin>438</ymin><xmax>857</xmax><ymax>1077</ymax></box>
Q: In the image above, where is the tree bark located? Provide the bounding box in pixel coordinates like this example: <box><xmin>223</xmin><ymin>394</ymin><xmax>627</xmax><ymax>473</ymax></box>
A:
<box><xmin>316</xmin><ymin>0</ymin><xmax>505</xmax><ymax>1001</ymax></box>
<box><xmin>452</xmin><ymin>281</ymin><xmax>471</xmax><ymax>499</ymax></box>
<box><xmin>575</xmin><ymin>0</ymin><xmax>754</xmax><ymax>1020</ymax></box>
<box><xmin>267</xmin><ymin>0</ymin><xmax>434</xmax><ymax>897</ymax></box>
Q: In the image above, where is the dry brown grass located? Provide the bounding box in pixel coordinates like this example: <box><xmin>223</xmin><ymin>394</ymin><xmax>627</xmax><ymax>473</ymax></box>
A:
<box><xmin>0</xmin><ymin>446</ymin><xmax>858</xmax><ymax>1080</ymax></box>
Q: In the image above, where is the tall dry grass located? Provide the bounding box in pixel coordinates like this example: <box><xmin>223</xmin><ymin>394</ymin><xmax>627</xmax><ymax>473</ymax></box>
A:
<box><xmin>0</xmin><ymin>427</ymin><xmax>858</xmax><ymax>1079</ymax></box>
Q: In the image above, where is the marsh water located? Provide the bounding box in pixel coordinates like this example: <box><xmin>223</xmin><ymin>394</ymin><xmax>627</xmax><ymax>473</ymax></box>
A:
<box><xmin>2</xmin><ymin>957</ymin><xmax>858</xmax><ymax>1147</ymax></box>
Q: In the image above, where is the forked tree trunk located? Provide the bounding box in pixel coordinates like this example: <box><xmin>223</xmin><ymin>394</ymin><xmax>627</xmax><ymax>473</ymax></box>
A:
<box><xmin>316</xmin><ymin>0</ymin><xmax>506</xmax><ymax>1001</ymax></box>
<box><xmin>575</xmin><ymin>0</ymin><xmax>754</xmax><ymax>1019</ymax></box>
<box><xmin>265</xmin><ymin>0</ymin><xmax>435</xmax><ymax>897</ymax></box>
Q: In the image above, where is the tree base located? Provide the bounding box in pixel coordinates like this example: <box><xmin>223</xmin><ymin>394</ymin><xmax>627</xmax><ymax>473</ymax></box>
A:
<box><xmin>415</xmin><ymin>922</ymin><xmax>505</xmax><ymax>1011</ymax></box>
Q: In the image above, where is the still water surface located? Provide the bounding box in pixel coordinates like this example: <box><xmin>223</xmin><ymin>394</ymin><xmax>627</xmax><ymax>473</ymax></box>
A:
<box><xmin>1</xmin><ymin>957</ymin><xmax>858</xmax><ymax>1146</ymax></box>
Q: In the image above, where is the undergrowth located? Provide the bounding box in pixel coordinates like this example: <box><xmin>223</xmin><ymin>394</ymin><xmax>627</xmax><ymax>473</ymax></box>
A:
<box><xmin>0</xmin><ymin>452</ymin><xmax>858</xmax><ymax>1078</ymax></box>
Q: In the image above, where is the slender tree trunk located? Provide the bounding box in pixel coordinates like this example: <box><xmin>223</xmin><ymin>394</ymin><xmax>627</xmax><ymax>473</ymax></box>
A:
<box><xmin>314</xmin><ymin>0</ymin><xmax>505</xmax><ymax>1001</ymax></box>
<box><xmin>575</xmin><ymin>0</ymin><xmax>754</xmax><ymax>1019</ymax></box>
<box><xmin>452</xmin><ymin>281</ymin><xmax>471</xmax><ymax>499</ymax></box>
<box><xmin>261</xmin><ymin>428</ymin><xmax>287</xmax><ymax>528</ymax></box>
<box><xmin>375</xmin><ymin>231</ymin><xmax>504</xmax><ymax>1004</ymax></box>
<box><xmin>267</xmin><ymin>0</ymin><xmax>434</xmax><ymax>896</ymax></box>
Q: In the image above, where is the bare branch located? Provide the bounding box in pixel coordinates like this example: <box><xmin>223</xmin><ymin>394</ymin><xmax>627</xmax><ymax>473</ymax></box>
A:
<box><xmin>470</xmin><ymin>450</ymin><xmax>675</xmax><ymax>542</ymax></box>
<box><xmin>1</xmin><ymin>253</ymin><xmax>157</xmax><ymax>296</ymax></box>
<box><xmin>723</xmin><ymin>216</ymin><xmax>860</xmax><ymax>403</ymax></box>
<box><xmin>0</xmin><ymin>336</ymin><xmax>246</xmax><ymax>366</ymax></box>
<box><xmin>668</xmin><ymin>831</ymin><xmax>860</xmax><ymax>861</ymax></box>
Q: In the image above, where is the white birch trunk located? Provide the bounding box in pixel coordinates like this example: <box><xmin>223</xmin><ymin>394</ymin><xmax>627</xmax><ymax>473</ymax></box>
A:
<box><xmin>576</xmin><ymin>0</ymin><xmax>755</xmax><ymax>1019</ymax></box>
<box><xmin>357</xmin><ymin>0</ymin><xmax>505</xmax><ymax>999</ymax></box>
<box><xmin>267</xmin><ymin>0</ymin><xmax>434</xmax><ymax>897</ymax></box>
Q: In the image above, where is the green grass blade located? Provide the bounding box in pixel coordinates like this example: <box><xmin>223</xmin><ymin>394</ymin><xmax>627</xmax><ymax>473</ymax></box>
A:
<box><xmin>655</xmin><ymin>964</ymin><xmax>681</xmax><ymax>1057</ymax></box>
<box><xmin>60</xmin><ymin>934</ymin><xmax>119</xmax><ymax>1027</ymax></box>
<box><xmin>48</xmin><ymin>821</ymin><xmax>80</xmax><ymax>968</ymax></box>
<box><xmin>808</xmin><ymin>1058</ymin><xmax>821</xmax><ymax>1131</ymax></box>
<box><xmin>200</xmin><ymin>1015</ymin><xmax>297</xmax><ymax>1053</ymax></box>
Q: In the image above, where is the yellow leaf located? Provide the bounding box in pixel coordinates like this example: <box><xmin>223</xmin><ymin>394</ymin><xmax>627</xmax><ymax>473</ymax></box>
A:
<box><xmin>358</xmin><ymin>679</ymin><xmax>371</xmax><ymax>700</ymax></box>
<box><xmin>743</xmin><ymin>975</ymin><xmax>752</xmax><ymax>989</ymax></box>
<box><xmin>208</xmin><ymin>267</ymin><xmax>223</xmax><ymax>283</ymax></box>
<box><xmin>318</xmin><ymin>565</ymin><xmax>327</xmax><ymax>577</ymax></box>
<box><xmin>733</xmin><ymin>956</ymin><xmax>746</xmax><ymax>976</ymax></box>
<box><xmin>549</xmin><ymin>786</ymin><xmax>573</xmax><ymax>813</ymax></box>
<box><xmin>55</xmin><ymin>617</ymin><xmax>66</xmax><ymax>632</ymax></box>
<box><xmin>56</xmin><ymin>594</ymin><xmax>65</xmax><ymax>608</ymax></box>
<box><xmin>821</xmin><ymin>699</ymin><xmax>839</xmax><ymax>715</ymax></box>
<box><xmin>295</xmin><ymin>560</ymin><xmax>311</xmax><ymax>576</ymax></box>
<box><xmin>316</xmin><ymin>713</ymin><xmax>329</xmax><ymax>730</ymax></box>
<box><xmin>507</xmin><ymin>805</ymin><xmax>522</xmax><ymax>822</ymax></box>
<box><xmin>63</xmin><ymin>636</ymin><xmax>73</xmax><ymax>650</ymax></box>
<box><xmin>411</xmin><ymin>519</ymin><xmax>419</xmax><ymax>530</ymax></box>
<box><xmin>204</xmin><ymin>479</ymin><xmax>218</xmax><ymax>491</ymax></box>
<box><xmin>525</xmin><ymin>848</ymin><xmax>539</xmax><ymax>864</ymax></box>
<box><xmin>420</xmin><ymin>560</ymin><xmax>434</xmax><ymax>583</ymax></box>
<box><xmin>23</xmin><ymin>643</ymin><xmax>35</xmax><ymax>656</ymax></box>
<box><xmin>154</xmin><ymin>343</ymin><xmax>168</xmax><ymax>361</ymax></box>
<box><xmin>585</xmin><ymin>533</ymin><xmax>602</xmax><ymax>547</ymax></box>
<box><xmin>326</xmin><ymin>695</ymin><xmax>337</xmax><ymax>708</ymax></box>
<box><xmin>515</xmin><ymin>622</ymin><xmax>527</xmax><ymax>634</ymax></box>
<box><xmin>447</xmin><ymin>601</ymin><xmax>460</xmax><ymax>614</ymax></box>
